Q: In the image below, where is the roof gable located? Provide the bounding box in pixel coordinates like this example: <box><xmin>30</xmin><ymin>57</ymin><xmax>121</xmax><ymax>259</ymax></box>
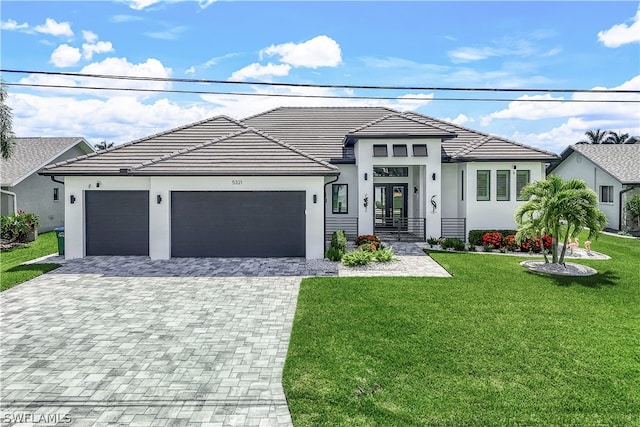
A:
<box><xmin>554</xmin><ymin>144</ymin><xmax>640</xmax><ymax>184</ymax></box>
<box><xmin>345</xmin><ymin>113</ymin><xmax>455</xmax><ymax>142</ymax></box>
<box><xmin>1</xmin><ymin>137</ymin><xmax>93</xmax><ymax>186</ymax></box>
<box><xmin>129</xmin><ymin>128</ymin><xmax>338</xmax><ymax>176</ymax></box>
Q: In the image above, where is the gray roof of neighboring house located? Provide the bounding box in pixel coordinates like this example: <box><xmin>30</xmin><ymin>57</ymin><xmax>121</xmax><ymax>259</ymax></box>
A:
<box><xmin>128</xmin><ymin>129</ymin><xmax>338</xmax><ymax>176</ymax></box>
<box><xmin>1</xmin><ymin>137</ymin><xmax>93</xmax><ymax>186</ymax></box>
<box><xmin>43</xmin><ymin>106</ymin><xmax>558</xmax><ymax>177</ymax></box>
<box><xmin>550</xmin><ymin>144</ymin><xmax>640</xmax><ymax>184</ymax></box>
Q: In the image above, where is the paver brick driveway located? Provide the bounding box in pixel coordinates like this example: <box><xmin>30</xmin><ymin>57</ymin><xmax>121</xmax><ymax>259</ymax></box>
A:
<box><xmin>0</xmin><ymin>260</ymin><xmax>307</xmax><ymax>426</ymax></box>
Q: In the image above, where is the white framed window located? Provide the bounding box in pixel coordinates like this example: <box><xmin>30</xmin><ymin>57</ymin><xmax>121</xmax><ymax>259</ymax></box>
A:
<box><xmin>332</xmin><ymin>184</ymin><xmax>348</xmax><ymax>214</ymax></box>
<box><xmin>496</xmin><ymin>170</ymin><xmax>510</xmax><ymax>201</ymax></box>
<box><xmin>600</xmin><ymin>186</ymin><xmax>614</xmax><ymax>203</ymax></box>
<box><xmin>477</xmin><ymin>170</ymin><xmax>490</xmax><ymax>201</ymax></box>
<box><xmin>516</xmin><ymin>170</ymin><xmax>530</xmax><ymax>201</ymax></box>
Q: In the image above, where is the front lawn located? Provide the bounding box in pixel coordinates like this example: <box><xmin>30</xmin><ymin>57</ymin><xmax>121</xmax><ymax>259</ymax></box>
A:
<box><xmin>1</xmin><ymin>231</ymin><xmax>60</xmax><ymax>291</ymax></box>
<box><xmin>283</xmin><ymin>232</ymin><xmax>640</xmax><ymax>426</ymax></box>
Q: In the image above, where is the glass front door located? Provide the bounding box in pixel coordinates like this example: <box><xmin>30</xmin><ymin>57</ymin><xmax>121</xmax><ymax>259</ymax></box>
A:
<box><xmin>374</xmin><ymin>183</ymin><xmax>408</xmax><ymax>229</ymax></box>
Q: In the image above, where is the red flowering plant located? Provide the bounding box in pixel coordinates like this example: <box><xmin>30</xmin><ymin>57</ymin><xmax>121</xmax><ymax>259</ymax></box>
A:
<box><xmin>355</xmin><ymin>234</ymin><xmax>381</xmax><ymax>250</ymax></box>
<box><xmin>503</xmin><ymin>235</ymin><xmax>519</xmax><ymax>251</ymax></box>
<box><xmin>482</xmin><ymin>232</ymin><xmax>503</xmax><ymax>249</ymax></box>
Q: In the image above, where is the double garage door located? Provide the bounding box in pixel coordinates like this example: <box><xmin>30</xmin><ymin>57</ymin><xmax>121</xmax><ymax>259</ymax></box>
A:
<box><xmin>85</xmin><ymin>190</ymin><xmax>306</xmax><ymax>257</ymax></box>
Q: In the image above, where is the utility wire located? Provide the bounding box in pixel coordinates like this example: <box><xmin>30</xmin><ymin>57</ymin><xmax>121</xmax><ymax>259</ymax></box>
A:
<box><xmin>5</xmin><ymin>82</ymin><xmax>639</xmax><ymax>103</ymax></box>
<box><xmin>2</xmin><ymin>68</ymin><xmax>639</xmax><ymax>95</ymax></box>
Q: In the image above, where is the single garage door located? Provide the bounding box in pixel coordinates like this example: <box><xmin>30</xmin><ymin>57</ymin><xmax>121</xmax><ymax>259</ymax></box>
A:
<box><xmin>171</xmin><ymin>191</ymin><xmax>305</xmax><ymax>257</ymax></box>
<box><xmin>85</xmin><ymin>191</ymin><xmax>149</xmax><ymax>256</ymax></box>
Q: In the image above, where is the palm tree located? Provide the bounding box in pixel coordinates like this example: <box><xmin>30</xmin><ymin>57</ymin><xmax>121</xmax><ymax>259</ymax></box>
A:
<box><xmin>605</xmin><ymin>131</ymin><xmax>629</xmax><ymax>144</ymax></box>
<box><xmin>1</xmin><ymin>79</ymin><xmax>15</xmax><ymax>160</ymax></box>
<box><xmin>94</xmin><ymin>141</ymin><xmax>114</xmax><ymax>150</ymax></box>
<box><xmin>578</xmin><ymin>129</ymin><xmax>609</xmax><ymax>144</ymax></box>
<box><xmin>515</xmin><ymin>175</ymin><xmax>607</xmax><ymax>265</ymax></box>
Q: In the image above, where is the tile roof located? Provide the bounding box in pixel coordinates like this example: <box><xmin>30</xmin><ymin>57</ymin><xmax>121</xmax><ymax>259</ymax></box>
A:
<box><xmin>1</xmin><ymin>137</ymin><xmax>91</xmax><ymax>186</ymax></box>
<box><xmin>43</xmin><ymin>106</ymin><xmax>559</xmax><ymax>177</ymax></box>
<box><xmin>128</xmin><ymin>128</ymin><xmax>338</xmax><ymax>176</ymax></box>
<box><xmin>555</xmin><ymin>144</ymin><xmax>640</xmax><ymax>184</ymax></box>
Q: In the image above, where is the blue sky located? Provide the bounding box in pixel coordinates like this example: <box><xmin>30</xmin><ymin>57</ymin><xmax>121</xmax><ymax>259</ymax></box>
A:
<box><xmin>1</xmin><ymin>1</ymin><xmax>639</xmax><ymax>153</ymax></box>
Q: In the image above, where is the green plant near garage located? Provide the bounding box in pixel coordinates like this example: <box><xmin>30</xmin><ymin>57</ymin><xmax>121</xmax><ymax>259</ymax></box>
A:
<box><xmin>341</xmin><ymin>249</ymin><xmax>374</xmax><ymax>266</ymax></box>
<box><xmin>1</xmin><ymin>211</ymin><xmax>39</xmax><ymax>243</ymax></box>
<box><xmin>326</xmin><ymin>230</ymin><xmax>347</xmax><ymax>261</ymax></box>
<box><xmin>441</xmin><ymin>237</ymin><xmax>466</xmax><ymax>251</ymax></box>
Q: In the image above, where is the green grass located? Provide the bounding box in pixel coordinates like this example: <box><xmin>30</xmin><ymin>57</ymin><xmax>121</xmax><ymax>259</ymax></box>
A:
<box><xmin>283</xmin><ymin>232</ymin><xmax>640</xmax><ymax>426</ymax></box>
<box><xmin>1</xmin><ymin>231</ymin><xmax>61</xmax><ymax>291</ymax></box>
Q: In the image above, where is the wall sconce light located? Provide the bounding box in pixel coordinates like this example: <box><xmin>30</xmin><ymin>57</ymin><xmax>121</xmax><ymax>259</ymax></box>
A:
<box><xmin>364</xmin><ymin>173</ymin><xmax>368</xmax><ymax>181</ymax></box>
<box><xmin>414</xmin><ymin>186</ymin><xmax>418</xmax><ymax>194</ymax></box>
<box><xmin>70</xmin><ymin>195</ymin><xmax>76</xmax><ymax>204</ymax></box>
<box><xmin>313</xmin><ymin>194</ymin><xmax>318</xmax><ymax>204</ymax></box>
<box><xmin>96</xmin><ymin>181</ymin><xmax>101</xmax><ymax>188</ymax></box>
<box><xmin>156</xmin><ymin>194</ymin><xmax>162</xmax><ymax>204</ymax></box>
<box><xmin>513</xmin><ymin>165</ymin><xmax>517</xmax><ymax>170</ymax></box>
<box><xmin>432</xmin><ymin>173</ymin><xmax>437</xmax><ymax>181</ymax></box>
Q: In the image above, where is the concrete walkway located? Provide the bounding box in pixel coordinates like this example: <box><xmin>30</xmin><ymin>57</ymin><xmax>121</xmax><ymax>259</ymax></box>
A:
<box><xmin>0</xmin><ymin>273</ymin><xmax>300</xmax><ymax>426</ymax></box>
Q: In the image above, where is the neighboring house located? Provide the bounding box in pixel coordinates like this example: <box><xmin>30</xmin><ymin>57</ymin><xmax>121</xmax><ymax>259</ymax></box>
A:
<box><xmin>548</xmin><ymin>143</ymin><xmax>640</xmax><ymax>231</ymax></box>
<box><xmin>1</xmin><ymin>137</ymin><xmax>95</xmax><ymax>232</ymax></box>
<box><xmin>42</xmin><ymin>107</ymin><xmax>558</xmax><ymax>260</ymax></box>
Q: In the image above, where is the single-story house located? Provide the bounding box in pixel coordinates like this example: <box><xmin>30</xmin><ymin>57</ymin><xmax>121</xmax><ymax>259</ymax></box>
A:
<box><xmin>41</xmin><ymin>107</ymin><xmax>558</xmax><ymax>259</ymax></box>
<box><xmin>1</xmin><ymin>137</ymin><xmax>94</xmax><ymax>231</ymax></box>
<box><xmin>548</xmin><ymin>142</ymin><xmax>640</xmax><ymax>231</ymax></box>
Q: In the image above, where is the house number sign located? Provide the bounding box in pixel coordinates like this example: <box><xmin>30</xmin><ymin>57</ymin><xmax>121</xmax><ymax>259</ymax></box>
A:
<box><xmin>231</xmin><ymin>179</ymin><xmax>243</xmax><ymax>185</ymax></box>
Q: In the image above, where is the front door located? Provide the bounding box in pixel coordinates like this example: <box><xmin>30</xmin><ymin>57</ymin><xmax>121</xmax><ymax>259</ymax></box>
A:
<box><xmin>374</xmin><ymin>183</ymin><xmax>408</xmax><ymax>229</ymax></box>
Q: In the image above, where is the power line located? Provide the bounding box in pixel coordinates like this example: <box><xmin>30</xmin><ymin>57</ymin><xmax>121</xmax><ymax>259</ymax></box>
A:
<box><xmin>2</xmin><ymin>68</ymin><xmax>639</xmax><ymax>95</ymax></box>
<box><xmin>5</xmin><ymin>82</ymin><xmax>639</xmax><ymax>103</ymax></box>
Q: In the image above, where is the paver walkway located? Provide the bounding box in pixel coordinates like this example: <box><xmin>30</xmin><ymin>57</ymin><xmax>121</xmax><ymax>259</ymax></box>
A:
<box><xmin>0</xmin><ymin>273</ymin><xmax>301</xmax><ymax>426</ymax></box>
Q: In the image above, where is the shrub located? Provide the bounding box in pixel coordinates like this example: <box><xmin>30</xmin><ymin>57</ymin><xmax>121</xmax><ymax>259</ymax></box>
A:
<box><xmin>483</xmin><ymin>245</ymin><xmax>494</xmax><ymax>252</ymax></box>
<box><xmin>355</xmin><ymin>234</ymin><xmax>381</xmax><ymax>249</ymax></box>
<box><xmin>374</xmin><ymin>247</ymin><xmax>396</xmax><ymax>263</ymax></box>
<box><xmin>468</xmin><ymin>229</ymin><xmax>516</xmax><ymax>246</ymax></box>
<box><xmin>325</xmin><ymin>246</ymin><xmax>344</xmax><ymax>262</ymax></box>
<box><xmin>342</xmin><ymin>250</ymin><xmax>374</xmax><ymax>266</ymax></box>
<box><xmin>358</xmin><ymin>243</ymin><xmax>378</xmax><ymax>252</ymax></box>
<box><xmin>441</xmin><ymin>237</ymin><xmax>465</xmax><ymax>251</ymax></box>
<box><xmin>331</xmin><ymin>230</ymin><xmax>347</xmax><ymax>252</ymax></box>
<box><xmin>519</xmin><ymin>234</ymin><xmax>552</xmax><ymax>253</ymax></box>
<box><xmin>503</xmin><ymin>235</ymin><xmax>519</xmax><ymax>251</ymax></box>
<box><xmin>482</xmin><ymin>232</ymin><xmax>503</xmax><ymax>249</ymax></box>
<box><xmin>0</xmin><ymin>211</ymin><xmax>39</xmax><ymax>242</ymax></box>
<box><xmin>426</xmin><ymin>237</ymin><xmax>439</xmax><ymax>247</ymax></box>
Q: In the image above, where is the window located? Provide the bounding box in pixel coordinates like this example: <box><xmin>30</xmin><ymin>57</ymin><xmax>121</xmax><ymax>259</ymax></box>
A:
<box><xmin>373</xmin><ymin>145</ymin><xmax>388</xmax><ymax>157</ymax></box>
<box><xmin>476</xmin><ymin>170</ymin><xmax>490</xmax><ymax>201</ymax></box>
<box><xmin>412</xmin><ymin>144</ymin><xmax>428</xmax><ymax>157</ymax></box>
<box><xmin>53</xmin><ymin>187</ymin><xmax>59</xmax><ymax>202</ymax></box>
<box><xmin>461</xmin><ymin>170</ymin><xmax>464</xmax><ymax>201</ymax></box>
<box><xmin>332</xmin><ymin>184</ymin><xmax>348</xmax><ymax>214</ymax></box>
<box><xmin>600</xmin><ymin>186</ymin><xmax>614</xmax><ymax>203</ymax></box>
<box><xmin>393</xmin><ymin>144</ymin><xmax>408</xmax><ymax>157</ymax></box>
<box><xmin>373</xmin><ymin>167</ymin><xmax>409</xmax><ymax>177</ymax></box>
<box><xmin>496</xmin><ymin>170</ymin><xmax>510</xmax><ymax>201</ymax></box>
<box><xmin>516</xmin><ymin>170</ymin><xmax>530</xmax><ymax>200</ymax></box>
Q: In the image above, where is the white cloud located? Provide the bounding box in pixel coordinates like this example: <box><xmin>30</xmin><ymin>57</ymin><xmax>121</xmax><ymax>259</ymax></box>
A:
<box><xmin>598</xmin><ymin>9</ymin><xmax>640</xmax><ymax>48</ymax></box>
<box><xmin>481</xmin><ymin>75</ymin><xmax>640</xmax><ymax>125</ymax></box>
<box><xmin>185</xmin><ymin>66</ymin><xmax>195</xmax><ymax>75</ymax></box>
<box><xmin>83</xmin><ymin>41</ymin><xmax>114</xmax><ymax>59</ymax></box>
<box><xmin>21</xmin><ymin>57</ymin><xmax>172</xmax><ymax>98</ymax></box>
<box><xmin>50</xmin><ymin>44</ymin><xmax>82</xmax><ymax>67</ymax></box>
<box><xmin>9</xmin><ymin>93</ymin><xmax>215</xmax><ymax>144</ymax></box>
<box><xmin>82</xmin><ymin>30</ymin><xmax>99</xmax><ymax>43</ymax></box>
<box><xmin>443</xmin><ymin>114</ymin><xmax>474</xmax><ymax>126</ymax></box>
<box><xmin>34</xmin><ymin>18</ymin><xmax>73</xmax><ymax>37</ymax></box>
<box><xmin>110</xmin><ymin>15</ymin><xmax>144</xmax><ymax>23</ymax></box>
<box><xmin>261</xmin><ymin>35</ymin><xmax>342</xmax><ymax>68</ymax></box>
<box><xmin>1</xmin><ymin>19</ymin><xmax>29</xmax><ymax>31</ymax></box>
<box><xmin>125</xmin><ymin>0</ymin><xmax>163</xmax><ymax>10</ymax></box>
<box><xmin>145</xmin><ymin>26</ymin><xmax>187</xmax><ymax>40</ymax></box>
<box><xmin>448</xmin><ymin>46</ymin><xmax>499</xmax><ymax>63</ymax></box>
<box><xmin>230</xmin><ymin>63</ymin><xmax>291</xmax><ymax>81</ymax></box>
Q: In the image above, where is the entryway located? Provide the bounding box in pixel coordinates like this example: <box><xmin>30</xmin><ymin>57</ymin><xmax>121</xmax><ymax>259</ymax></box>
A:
<box><xmin>374</xmin><ymin>183</ymin><xmax>408</xmax><ymax>230</ymax></box>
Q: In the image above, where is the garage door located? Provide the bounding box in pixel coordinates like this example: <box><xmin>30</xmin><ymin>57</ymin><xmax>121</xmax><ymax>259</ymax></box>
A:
<box><xmin>171</xmin><ymin>191</ymin><xmax>305</xmax><ymax>257</ymax></box>
<box><xmin>85</xmin><ymin>191</ymin><xmax>149</xmax><ymax>256</ymax></box>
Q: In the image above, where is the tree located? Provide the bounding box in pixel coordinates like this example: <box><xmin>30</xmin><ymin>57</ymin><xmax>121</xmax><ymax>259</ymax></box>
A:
<box><xmin>605</xmin><ymin>131</ymin><xmax>630</xmax><ymax>144</ymax></box>
<box><xmin>626</xmin><ymin>194</ymin><xmax>640</xmax><ymax>229</ymax></box>
<box><xmin>578</xmin><ymin>129</ymin><xmax>609</xmax><ymax>144</ymax></box>
<box><xmin>0</xmin><ymin>79</ymin><xmax>15</xmax><ymax>160</ymax></box>
<box><xmin>515</xmin><ymin>175</ymin><xmax>607</xmax><ymax>265</ymax></box>
<box><xmin>94</xmin><ymin>141</ymin><xmax>114</xmax><ymax>150</ymax></box>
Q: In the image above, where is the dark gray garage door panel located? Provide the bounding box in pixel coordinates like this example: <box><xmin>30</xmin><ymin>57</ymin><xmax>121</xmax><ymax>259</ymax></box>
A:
<box><xmin>85</xmin><ymin>191</ymin><xmax>149</xmax><ymax>256</ymax></box>
<box><xmin>171</xmin><ymin>191</ymin><xmax>305</xmax><ymax>257</ymax></box>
